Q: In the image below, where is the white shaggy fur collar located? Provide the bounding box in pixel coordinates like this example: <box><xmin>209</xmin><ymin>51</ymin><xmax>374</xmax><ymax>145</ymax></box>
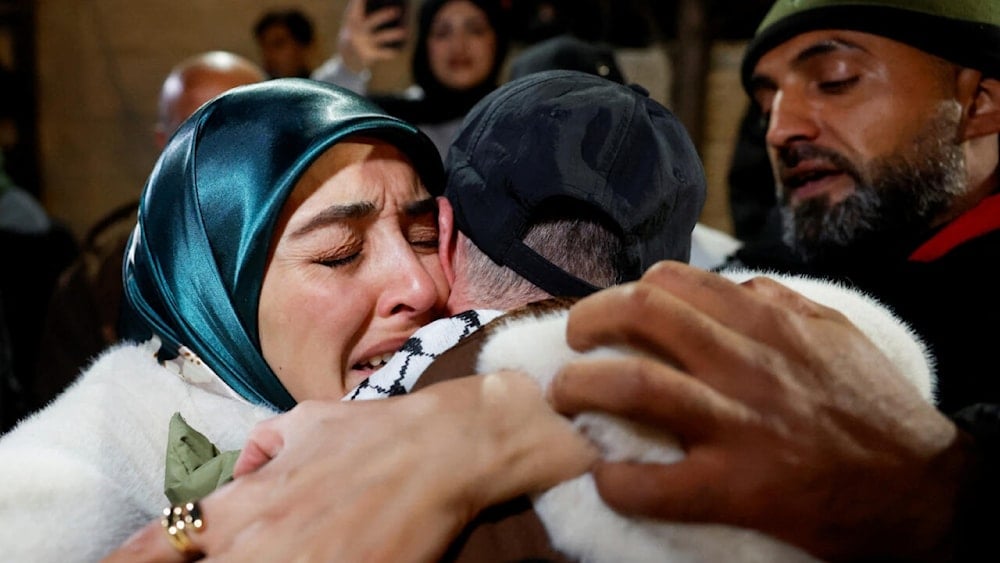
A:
<box><xmin>0</xmin><ymin>339</ymin><xmax>275</xmax><ymax>561</ymax></box>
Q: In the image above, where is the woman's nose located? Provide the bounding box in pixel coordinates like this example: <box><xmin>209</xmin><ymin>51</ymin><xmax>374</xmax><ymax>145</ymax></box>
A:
<box><xmin>376</xmin><ymin>248</ymin><xmax>442</xmax><ymax>319</ymax></box>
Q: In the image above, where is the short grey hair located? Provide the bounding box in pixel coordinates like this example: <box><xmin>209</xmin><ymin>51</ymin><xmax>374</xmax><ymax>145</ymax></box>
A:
<box><xmin>457</xmin><ymin>211</ymin><xmax>623</xmax><ymax>310</ymax></box>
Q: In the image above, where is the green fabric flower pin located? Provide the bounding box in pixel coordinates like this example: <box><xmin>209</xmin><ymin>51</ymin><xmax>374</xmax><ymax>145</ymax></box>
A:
<box><xmin>164</xmin><ymin>412</ymin><xmax>241</xmax><ymax>504</ymax></box>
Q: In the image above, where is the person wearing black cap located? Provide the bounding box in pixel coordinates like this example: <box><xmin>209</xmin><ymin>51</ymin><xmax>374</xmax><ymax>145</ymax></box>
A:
<box><xmin>313</xmin><ymin>0</ymin><xmax>510</xmax><ymax>158</ymax></box>
<box><xmin>340</xmin><ymin>67</ymin><xmax>710</xmax><ymax>394</ymax></box>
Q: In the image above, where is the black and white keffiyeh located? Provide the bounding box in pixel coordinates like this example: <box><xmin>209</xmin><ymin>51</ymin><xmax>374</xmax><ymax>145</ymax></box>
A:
<box><xmin>344</xmin><ymin>309</ymin><xmax>502</xmax><ymax>401</ymax></box>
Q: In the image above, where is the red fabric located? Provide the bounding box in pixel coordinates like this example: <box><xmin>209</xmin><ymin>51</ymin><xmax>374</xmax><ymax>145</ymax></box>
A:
<box><xmin>909</xmin><ymin>193</ymin><xmax>1000</xmax><ymax>262</ymax></box>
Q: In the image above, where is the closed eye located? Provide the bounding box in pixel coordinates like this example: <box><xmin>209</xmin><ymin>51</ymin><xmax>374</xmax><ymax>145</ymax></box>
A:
<box><xmin>408</xmin><ymin>227</ymin><xmax>439</xmax><ymax>252</ymax></box>
<box><xmin>819</xmin><ymin>76</ymin><xmax>859</xmax><ymax>94</ymax></box>
<box><xmin>316</xmin><ymin>240</ymin><xmax>362</xmax><ymax>268</ymax></box>
<box><xmin>405</xmin><ymin>203</ymin><xmax>440</xmax><ymax>253</ymax></box>
<box><xmin>410</xmin><ymin>238</ymin><xmax>438</xmax><ymax>250</ymax></box>
<box><xmin>318</xmin><ymin>252</ymin><xmax>361</xmax><ymax>268</ymax></box>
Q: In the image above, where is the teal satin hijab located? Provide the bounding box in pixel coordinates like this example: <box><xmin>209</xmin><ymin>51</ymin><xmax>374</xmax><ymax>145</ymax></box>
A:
<box><xmin>123</xmin><ymin>78</ymin><xmax>445</xmax><ymax>412</ymax></box>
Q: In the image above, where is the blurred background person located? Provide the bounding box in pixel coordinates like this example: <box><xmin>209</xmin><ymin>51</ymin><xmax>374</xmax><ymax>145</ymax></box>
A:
<box><xmin>253</xmin><ymin>7</ymin><xmax>318</xmax><ymax>78</ymax></box>
<box><xmin>31</xmin><ymin>51</ymin><xmax>265</xmax><ymax>425</ymax></box>
<box><xmin>313</xmin><ymin>0</ymin><xmax>510</xmax><ymax>158</ymax></box>
<box><xmin>507</xmin><ymin>32</ymin><xmax>624</xmax><ymax>84</ymax></box>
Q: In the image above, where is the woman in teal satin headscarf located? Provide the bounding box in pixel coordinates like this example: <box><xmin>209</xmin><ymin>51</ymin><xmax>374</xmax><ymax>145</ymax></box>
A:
<box><xmin>123</xmin><ymin>78</ymin><xmax>446</xmax><ymax>412</ymax></box>
<box><xmin>0</xmin><ymin>78</ymin><xmax>450</xmax><ymax>560</ymax></box>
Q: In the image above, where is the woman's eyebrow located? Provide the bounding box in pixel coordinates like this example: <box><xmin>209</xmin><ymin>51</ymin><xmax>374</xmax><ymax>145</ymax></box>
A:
<box><xmin>291</xmin><ymin>201</ymin><xmax>377</xmax><ymax>238</ymax></box>
<box><xmin>405</xmin><ymin>197</ymin><xmax>438</xmax><ymax>217</ymax></box>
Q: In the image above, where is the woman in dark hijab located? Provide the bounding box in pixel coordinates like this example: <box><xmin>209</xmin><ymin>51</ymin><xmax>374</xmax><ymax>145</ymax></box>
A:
<box><xmin>313</xmin><ymin>0</ymin><xmax>510</xmax><ymax>157</ymax></box>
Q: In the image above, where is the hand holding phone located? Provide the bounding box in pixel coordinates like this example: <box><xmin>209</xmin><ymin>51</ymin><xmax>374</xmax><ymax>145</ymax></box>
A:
<box><xmin>366</xmin><ymin>0</ymin><xmax>408</xmax><ymax>50</ymax></box>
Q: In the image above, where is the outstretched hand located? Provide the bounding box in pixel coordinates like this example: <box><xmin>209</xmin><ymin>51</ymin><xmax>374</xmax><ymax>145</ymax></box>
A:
<box><xmin>548</xmin><ymin>260</ymin><xmax>973</xmax><ymax>561</ymax></box>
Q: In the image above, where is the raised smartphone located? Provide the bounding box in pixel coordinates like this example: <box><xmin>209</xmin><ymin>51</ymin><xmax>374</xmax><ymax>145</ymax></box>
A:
<box><xmin>366</xmin><ymin>0</ymin><xmax>408</xmax><ymax>50</ymax></box>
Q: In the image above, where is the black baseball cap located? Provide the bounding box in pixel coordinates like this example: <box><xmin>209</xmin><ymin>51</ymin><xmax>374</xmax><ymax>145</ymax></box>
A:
<box><xmin>444</xmin><ymin>69</ymin><xmax>706</xmax><ymax>297</ymax></box>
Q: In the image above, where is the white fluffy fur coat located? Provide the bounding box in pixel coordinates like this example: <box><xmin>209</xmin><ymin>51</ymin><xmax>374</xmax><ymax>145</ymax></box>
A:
<box><xmin>474</xmin><ymin>270</ymin><xmax>936</xmax><ymax>563</ymax></box>
<box><xmin>0</xmin><ymin>339</ymin><xmax>275</xmax><ymax>561</ymax></box>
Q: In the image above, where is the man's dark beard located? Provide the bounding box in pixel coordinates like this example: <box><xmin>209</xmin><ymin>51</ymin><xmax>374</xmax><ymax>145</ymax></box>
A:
<box><xmin>779</xmin><ymin>108</ymin><xmax>966</xmax><ymax>263</ymax></box>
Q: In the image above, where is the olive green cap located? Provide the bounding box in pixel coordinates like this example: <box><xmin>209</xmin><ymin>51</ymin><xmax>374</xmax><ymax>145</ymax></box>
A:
<box><xmin>741</xmin><ymin>0</ymin><xmax>1000</xmax><ymax>93</ymax></box>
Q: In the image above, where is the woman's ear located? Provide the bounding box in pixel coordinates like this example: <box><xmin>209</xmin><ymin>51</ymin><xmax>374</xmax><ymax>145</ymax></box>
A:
<box><xmin>437</xmin><ymin>196</ymin><xmax>458</xmax><ymax>287</ymax></box>
<box><xmin>959</xmin><ymin>69</ymin><xmax>1000</xmax><ymax>140</ymax></box>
